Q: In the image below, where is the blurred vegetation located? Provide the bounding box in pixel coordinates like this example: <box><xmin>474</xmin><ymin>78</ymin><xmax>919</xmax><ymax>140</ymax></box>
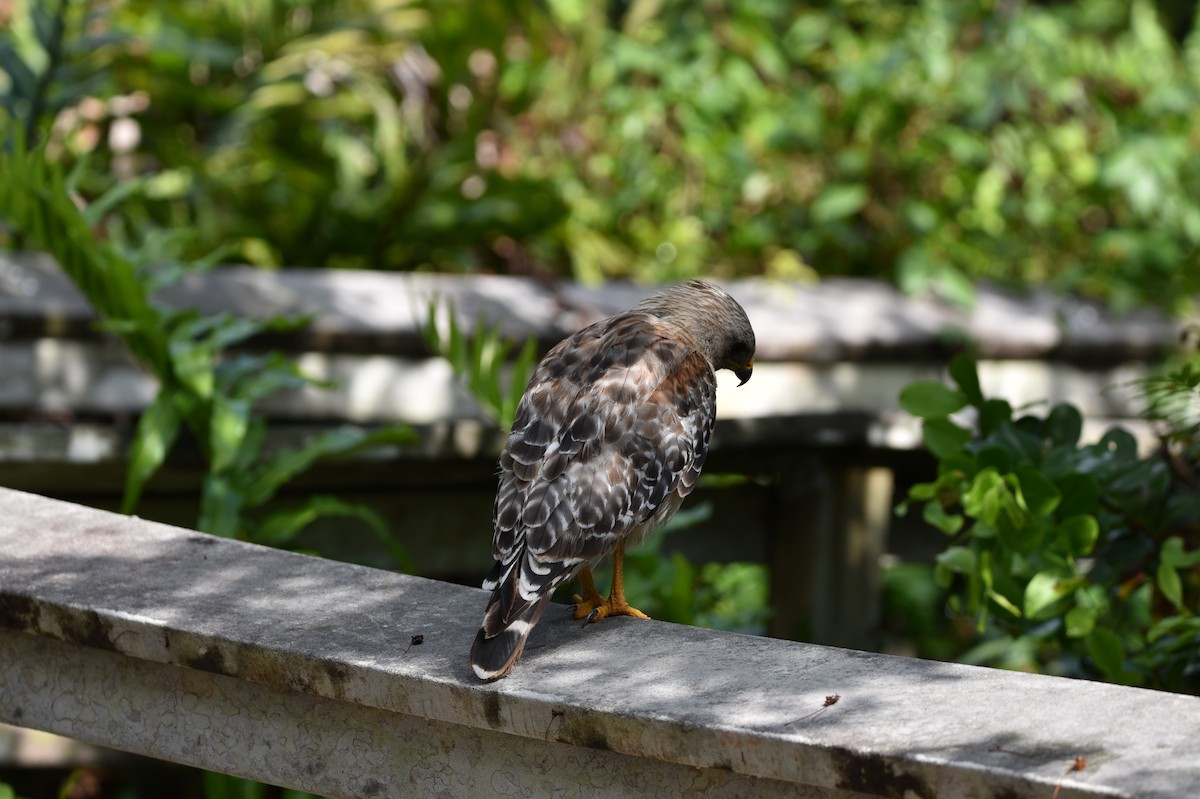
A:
<box><xmin>899</xmin><ymin>351</ymin><xmax>1200</xmax><ymax>693</ymax></box>
<box><xmin>0</xmin><ymin>122</ymin><xmax>415</xmax><ymax>556</ymax></box>
<box><xmin>421</xmin><ymin>296</ymin><xmax>539</xmax><ymax>428</ymax></box>
<box><xmin>2</xmin><ymin>0</ymin><xmax>1200</xmax><ymax>311</ymax></box>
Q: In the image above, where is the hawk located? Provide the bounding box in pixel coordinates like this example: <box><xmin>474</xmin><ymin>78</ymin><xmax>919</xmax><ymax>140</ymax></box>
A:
<box><xmin>469</xmin><ymin>279</ymin><xmax>755</xmax><ymax>681</ymax></box>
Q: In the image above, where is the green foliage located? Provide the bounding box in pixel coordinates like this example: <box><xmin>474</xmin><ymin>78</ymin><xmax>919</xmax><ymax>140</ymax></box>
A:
<box><xmin>6</xmin><ymin>1</ymin><xmax>1200</xmax><ymax>309</ymax></box>
<box><xmin>900</xmin><ymin>352</ymin><xmax>1200</xmax><ymax>692</ymax></box>
<box><xmin>0</xmin><ymin>114</ymin><xmax>414</xmax><ymax>550</ymax></box>
<box><xmin>2</xmin><ymin>0</ymin><xmax>568</xmax><ymax>270</ymax></box>
<box><xmin>421</xmin><ymin>298</ymin><xmax>538</xmax><ymax>429</ymax></box>
<box><xmin>882</xmin><ymin>562</ymin><xmax>972</xmax><ymax>663</ymax></box>
<box><xmin>0</xmin><ymin>0</ymin><xmax>110</xmax><ymax>145</ymax></box>
<box><xmin>579</xmin><ymin>503</ymin><xmax>771</xmax><ymax>635</ymax></box>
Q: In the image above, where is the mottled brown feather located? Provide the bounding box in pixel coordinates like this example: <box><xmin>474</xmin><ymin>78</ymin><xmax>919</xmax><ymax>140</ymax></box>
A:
<box><xmin>470</xmin><ymin>280</ymin><xmax>753</xmax><ymax>681</ymax></box>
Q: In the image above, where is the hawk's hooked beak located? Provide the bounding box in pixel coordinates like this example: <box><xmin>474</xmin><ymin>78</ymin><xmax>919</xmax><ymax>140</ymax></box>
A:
<box><xmin>731</xmin><ymin>358</ymin><xmax>754</xmax><ymax>386</ymax></box>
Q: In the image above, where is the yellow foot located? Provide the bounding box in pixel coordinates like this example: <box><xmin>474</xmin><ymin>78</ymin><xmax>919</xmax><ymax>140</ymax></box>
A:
<box><xmin>570</xmin><ymin>592</ymin><xmax>651</xmax><ymax>624</ymax></box>
<box><xmin>569</xmin><ymin>557</ymin><xmax>651</xmax><ymax>624</ymax></box>
<box><xmin>570</xmin><ymin>567</ymin><xmax>606</xmax><ymax>621</ymax></box>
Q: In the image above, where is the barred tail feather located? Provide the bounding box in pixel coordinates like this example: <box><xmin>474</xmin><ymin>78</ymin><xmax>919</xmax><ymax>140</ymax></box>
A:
<box><xmin>471</xmin><ymin>547</ymin><xmax>579</xmax><ymax>681</ymax></box>
<box><xmin>470</xmin><ymin>594</ymin><xmax>551</xmax><ymax>681</ymax></box>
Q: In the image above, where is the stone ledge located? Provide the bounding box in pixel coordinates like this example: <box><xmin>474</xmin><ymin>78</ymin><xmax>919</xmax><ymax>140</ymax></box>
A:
<box><xmin>0</xmin><ymin>487</ymin><xmax>1197</xmax><ymax>797</ymax></box>
<box><xmin>0</xmin><ymin>336</ymin><xmax>1157</xmax><ymax>433</ymax></box>
<box><xmin>0</xmin><ymin>251</ymin><xmax>1185</xmax><ymax>363</ymax></box>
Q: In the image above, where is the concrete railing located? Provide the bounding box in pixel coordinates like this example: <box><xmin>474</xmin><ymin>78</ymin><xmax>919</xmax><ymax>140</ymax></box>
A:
<box><xmin>1</xmin><ymin>488</ymin><xmax>1197</xmax><ymax>798</ymax></box>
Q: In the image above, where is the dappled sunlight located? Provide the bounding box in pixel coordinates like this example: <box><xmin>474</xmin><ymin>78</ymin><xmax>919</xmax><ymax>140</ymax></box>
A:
<box><xmin>284</xmin><ymin>353</ymin><xmax>483</xmax><ymax>424</ymax></box>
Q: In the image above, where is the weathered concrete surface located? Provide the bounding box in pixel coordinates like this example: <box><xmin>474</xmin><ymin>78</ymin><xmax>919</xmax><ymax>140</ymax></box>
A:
<box><xmin>1</xmin><ymin>631</ymin><xmax>831</xmax><ymax>799</ymax></box>
<box><xmin>1</xmin><ymin>488</ymin><xmax>1197</xmax><ymax>797</ymax></box>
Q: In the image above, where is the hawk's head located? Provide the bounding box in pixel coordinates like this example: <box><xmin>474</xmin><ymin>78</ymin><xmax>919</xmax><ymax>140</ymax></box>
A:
<box><xmin>636</xmin><ymin>279</ymin><xmax>756</xmax><ymax>385</ymax></box>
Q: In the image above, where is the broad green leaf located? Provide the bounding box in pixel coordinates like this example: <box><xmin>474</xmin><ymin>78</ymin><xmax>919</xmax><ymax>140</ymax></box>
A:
<box><xmin>1065</xmin><ymin>605</ymin><xmax>1096</xmax><ymax>638</ymax></box>
<box><xmin>250</xmin><ymin>496</ymin><xmax>414</xmax><ymax>572</ymax></box>
<box><xmin>245</xmin><ymin>433</ymin><xmax>353</xmax><ymax>508</ymax></box>
<box><xmin>907</xmin><ymin>481</ymin><xmax>938</xmax><ymax>501</ymax></box>
<box><xmin>923</xmin><ymin>500</ymin><xmax>963</xmax><ymax>535</ymax></box>
<box><xmin>934</xmin><ymin>546</ymin><xmax>976</xmax><ymax>587</ymax></box>
<box><xmin>997</xmin><ymin>497</ymin><xmax>1043</xmax><ymax>555</ymax></box>
<box><xmin>168</xmin><ymin>312</ymin><xmax>226</xmax><ymax>344</ymax></box>
<box><xmin>1056</xmin><ymin>473</ymin><xmax>1100</xmax><ymax>517</ymax></box>
<box><xmin>992</xmin><ymin>421</ymin><xmax>1044</xmax><ymax>462</ymax></box>
<box><xmin>1107</xmin><ymin>458</ymin><xmax>1170</xmax><ymax>499</ymax></box>
<box><xmin>1147</xmin><ymin>615</ymin><xmax>1200</xmax><ymax>644</ymax></box>
<box><xmin>810</xmin><ymin>182</ymin><xmax>867</xmax><ymax>224</ymax></box>
<box><xmin>1157</xmin><ymin>561</ymin><xmax>1184</xmax><ymax>609</ymax></box>
<box><xmin>1014</xmin><ymin>465</ymin><xmax>1061</xmax><ymax>517</ymax></box>
<box><xmin>220</xmin><ymin>353</ymin><xmax>319</xmax><ymax>403</ymax></box>
<box><xmin>122</xmin><ymin>389</ymin><xmax>183</xmax><ymax>514</ymax></box>
<box><xmin>207</xmin><ymin>314</ymin><xmax>304</xmax><ymax>352</ymax></box>
<box><xmin>232</xmin><ymin>417</ymin><xmax>267</xmax><ymax>475</ymax></box>
<box><xmin>169</xmin><ymin>340</ymin><xmax>215</xmax><ymax>401</ymax></box>
<box><xmin>969</xmin><ymin>520</ymin><xmax>998</xmax><ymax>539</ymax></box>
<box><xmin>1060</xmin><ymin>514</ymin><xmax>1100</xmax><ymax>556</ymax></box>
<box><xmin>210</xmin><ymin>396</ymin><xmax>251</xmax><ymax>474</ymax></box>
<box><xmin>1024</xmin><ymin>570</ymin><xmax>1071</xmax><ymax>619</ymax></box>
<box><xmin>1044</xmin><ymin>404</ymin><xmax>1083</xmax><ymax>447</ymax></box>
<box><xmin>1160</xmin><ymin>536</ymin><xmax>1200</xmax><ymax>568</ymax></box>
<box><xmin>973</xmin><ymin>445</ymin><xmax>1012</xmax><ymax>474</ymax></box>
<box><xmin>931</xmin><ymin>264</ymin><xmax>976</xmax><ymax>308</ymax></box>
<box><xmin>243</xmin><ymin>426</ymin><xmax>415</xmax><ymax>507</ymax></box>
<box><xmin>1086</xmin><ymin>627</ymin><xmax>1125</xmax><ymax>678</ymax></box>
<box><xmin>948</xmin><ymin>353</ymin><xmax>984</xmax><ymax>407</ymax></box>
<box><xmin>923</xmin><ymin>417</ymin><xmax>972</xmax><ymax>459</ymax></box>
<box><xmin>1098</xmin><ymin>428</ymin><xmax>1138</xmax><ymax>460</ymax></box>
<box><xmin>899</xmin><ymin>381</ymin><xmax>967</xmax><ymax>419</ymax></box>
<box><xmin>979</xmin><ymin>399</ymin><xmax>1012</xmax><ymax>436</ymax></box>
<box><xmin>962</xmin><ymin>468</ymin><xmax>1004</xmax><ymax>522</ymax></box>
<box><xmin>937</xmin><ymin>452</ymin><xmax>975</xmax><ymax>478</ymax></box>
<box><xmin>199</xmin><ymin>474</ymin><xmax>242</xmax><ymax>538</ymax></box>
<box><xmin>0</xmin><ymin>45</ymin><xmax>37</xmax><ymax>99</ymax></box>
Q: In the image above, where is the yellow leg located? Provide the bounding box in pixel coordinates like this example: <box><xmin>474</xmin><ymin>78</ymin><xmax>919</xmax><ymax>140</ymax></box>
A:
<box><xmin>571</xmin><ymin>567</ymin><xmax>605</xmax><ymax>618</ymax></box>
<box><xmin>571</xmin><ymin>542</ymin><xmax>651</xmax><ymax>623</ymax></box>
